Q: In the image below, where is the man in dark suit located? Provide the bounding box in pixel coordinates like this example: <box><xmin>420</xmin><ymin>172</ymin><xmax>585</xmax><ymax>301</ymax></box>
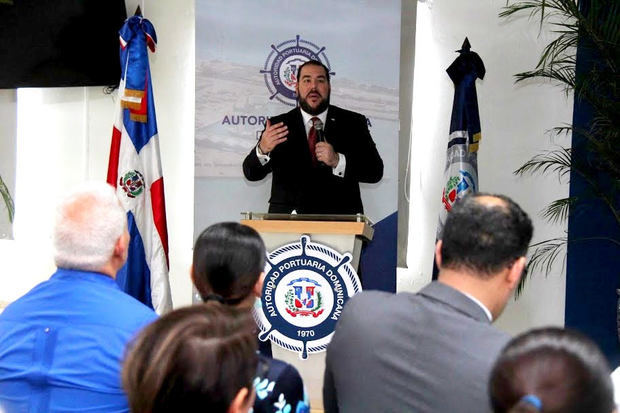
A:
<box><xmin>323</xmin><ymin>193</ymin><xmax>533</xmax><ymax>412</ymax></box>
<box><xmin>243</xmin><ymin>60</ymin><xmax>383</xmax><ymax>214</ymax></box>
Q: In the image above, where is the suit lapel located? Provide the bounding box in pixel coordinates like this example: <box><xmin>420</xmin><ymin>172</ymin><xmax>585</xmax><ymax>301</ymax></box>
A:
<box><xmin>324</xmin><ymin>105</ymin><xmax>343</xmax><ymax>151</ymax></box>
<box><xmin>325</xmin><ymin>105</ymin><xmax>336</xmax><ymax>142</ymax></box>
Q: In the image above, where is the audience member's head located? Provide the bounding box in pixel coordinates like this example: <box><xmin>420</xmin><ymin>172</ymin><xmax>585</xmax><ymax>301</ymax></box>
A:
<box><xmin>123</xmin><ymin>303</ymin><xmax>258</xmax><ymax>413</ymax></box>
<box><xmin>489</xmin><ymin>327</ymin><xmax>615</xmax><ymax>413</ymax></box>
<box><xmin>53</xmin><ymin>182</ymin><xmax>128</xmax><ymax>275</ymax></box>
<box><xmin>192</xmin><ymin>222</ymin><xmax>265</xmax><ymax>307</ymax></box>
<box><xmin>436</xmin><ymin>193</ymin><xmax>533</xmax><ymax>319</ymax></box>
<box><xmin>440</xmin><ymin>193</ymin><xmax>533</xmax><ymax>276</ymax></box>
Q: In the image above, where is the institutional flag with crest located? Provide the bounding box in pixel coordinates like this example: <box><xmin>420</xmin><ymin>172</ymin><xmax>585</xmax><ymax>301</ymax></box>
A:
<box><xmin>106</xmin><ymin>14</ymin><xmax>172</xmax><ymax>314</ymax></box>
<box><xmin>437</xmin><ymin>38</ymin><xmax>486</xmax><ymax>237</ymax></box>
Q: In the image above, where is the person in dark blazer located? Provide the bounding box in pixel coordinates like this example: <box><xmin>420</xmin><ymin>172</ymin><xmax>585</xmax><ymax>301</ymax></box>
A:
<box><xmin>323</xmin><ymin>193</ymin><xmax>534</xmax><ymax>413</ymax></box>
<box><xmin>242</xmin><ymin>60</ymin><xmax>383</xmax><ymax>215</ymax></box>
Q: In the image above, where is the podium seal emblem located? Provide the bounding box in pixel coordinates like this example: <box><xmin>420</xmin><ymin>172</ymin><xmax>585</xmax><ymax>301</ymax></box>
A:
<box><xmin>255</xmin><ymin>235</ymin><xmax>361</xmax><ymax>359</ymax></box>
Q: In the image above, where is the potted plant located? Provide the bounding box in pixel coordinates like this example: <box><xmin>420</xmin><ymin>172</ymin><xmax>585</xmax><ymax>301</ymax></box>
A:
<box><xmin>0</xmin><ymin>174</ymin><xmax>13</xmax><ymax>224</ymax></box>
<box><xmin>500</xmin><ymin>0</ymin><xmax>619</xmax><ymax>294</ymax></box>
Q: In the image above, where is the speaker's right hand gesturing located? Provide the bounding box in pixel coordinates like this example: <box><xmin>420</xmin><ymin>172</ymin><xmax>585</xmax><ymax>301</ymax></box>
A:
<box><xmin>258</xmin><ymin>120</ymin><xmax>288</xmax><ymax>154</ymax></box>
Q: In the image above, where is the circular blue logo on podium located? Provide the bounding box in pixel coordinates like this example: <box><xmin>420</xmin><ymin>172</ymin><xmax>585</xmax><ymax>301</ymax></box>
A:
<box><xmin>254</xmin><ymin>235</ymin><xmax>361</xmax><ymax>359</ymax></box>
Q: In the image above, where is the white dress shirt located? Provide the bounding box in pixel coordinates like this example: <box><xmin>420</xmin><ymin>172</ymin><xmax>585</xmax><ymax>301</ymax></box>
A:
<box><xmin>461</xmin><ymin>291</ymin><xmax>493</xmax><ymax>322</ymax></box>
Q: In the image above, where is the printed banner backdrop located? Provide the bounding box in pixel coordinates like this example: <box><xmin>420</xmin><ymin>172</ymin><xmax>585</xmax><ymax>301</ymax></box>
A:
<box><xmin>195</xmin><ymin>0</ymin><xmax>400</xmax><ymax>291</ymax></box>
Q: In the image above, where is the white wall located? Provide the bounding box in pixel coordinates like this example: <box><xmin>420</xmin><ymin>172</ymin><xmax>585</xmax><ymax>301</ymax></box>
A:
<box><xmin>399</xmin><ymin>0</ymin><xmax>572</xmax><ymax>334</ymax></box>
<box><xmin>1</xmin><ymin>0</ymin><xmax>570</xmax><ymax>334</ymax></box>
<box><xmin>0</xmin><ymin>0</ymin><xmax>195</xmax><ymax>309</ymax></box>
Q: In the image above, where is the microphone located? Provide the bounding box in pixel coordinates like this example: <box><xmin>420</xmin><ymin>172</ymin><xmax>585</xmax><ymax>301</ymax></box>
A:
<box><xmin>313</xmin><ymin>118</ymin><xmax>326</xmax><ymax>143</ymax></box>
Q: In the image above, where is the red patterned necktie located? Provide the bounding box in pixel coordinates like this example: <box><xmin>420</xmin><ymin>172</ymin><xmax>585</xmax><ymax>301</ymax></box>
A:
<box><xmin>308</xmin><ymin>117</ymin><xmax>319</xmax><ymax>165</ymax></box>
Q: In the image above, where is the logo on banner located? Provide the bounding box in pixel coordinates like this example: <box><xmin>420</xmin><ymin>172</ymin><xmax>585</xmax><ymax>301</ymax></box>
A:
<box><xmin>441</xmin><ymin>169</ymin><xmax>477</xmax><ymax>212</ymax></box>
<box><xmin>119</xmin><ymin>170</ymin><xmax>145</xmax><ymax>198</ymax></box>
<box><xmin>254</xmin><ymin>235</ymin><xmax>361</xmax><ymax>359</ymax></box>
<box><xmin>260</xmin><ymin>34</ymin><xmax>333</xmax><ymax>106</ymax></box>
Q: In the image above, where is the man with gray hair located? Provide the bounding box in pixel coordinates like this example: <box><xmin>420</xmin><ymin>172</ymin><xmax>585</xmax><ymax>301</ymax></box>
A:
<box><xmin>0</xmin><ymin>182</ymin><xmax>157</xmax><ymax>413</ymax></box>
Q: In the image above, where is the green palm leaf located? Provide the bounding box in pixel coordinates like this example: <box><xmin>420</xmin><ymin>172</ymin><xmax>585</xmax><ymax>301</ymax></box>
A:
<box><xmin>514</xmin><ymin>147</ymin><xmax>572</xmax><ymax>180</ymax></box>
<box><xmin>503</xmin><ymin>0</ymin><xmax>620</xmax><ymax>294</ymax></box>
<box><xmin>0</xmin><ymin>175</ymin><xmax>14</xmax><ymax>223</ymax></box>
<box><xmin>516</xmin><ymin>236</ymin><xmax>567</xmax><ymax>297</ymax></box>
<box><xmin>541</xmin><ymin>197</ymin><xmax>576</xmax><ymax>224</ymax></box>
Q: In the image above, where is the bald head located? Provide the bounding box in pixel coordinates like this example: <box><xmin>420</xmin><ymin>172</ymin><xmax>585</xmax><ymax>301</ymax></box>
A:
<box><xmin>53</xmin><ymin>182</ymin><xmax>127</xmax><ymax>273</ymax></box>
<box><xmin>440</xmin><ymin>193</ymin><xmax>533</xmax><ymax>277</ymax></box>
<box><xmin>475</xmin><ymin>194</ymin><xmax>510</xmax><ymax>208</ymax></box>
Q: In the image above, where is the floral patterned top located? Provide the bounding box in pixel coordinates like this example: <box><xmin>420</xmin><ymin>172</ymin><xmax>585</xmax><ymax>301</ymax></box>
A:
<box><xmin>252</xmin><ymin>354</ymin><xmax>310</xmax><ymax>413</ymax></box>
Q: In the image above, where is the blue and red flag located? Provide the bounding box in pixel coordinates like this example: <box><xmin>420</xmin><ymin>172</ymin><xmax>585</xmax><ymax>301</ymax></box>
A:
<box><xmin>437</xmin><ymin>38</ymin><xmax>485</xmax><ymax>236</ymax></box>
<box><xmin>107</xmin><ymin>15</ymin><xmax>172</xmax><ymax>314</ymax></box>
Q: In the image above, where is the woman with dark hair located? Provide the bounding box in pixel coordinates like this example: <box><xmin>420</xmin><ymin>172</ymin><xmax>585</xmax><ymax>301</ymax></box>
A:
<box><xmin>489</xmin><ymin>327</ymin><xmax>616</xmax><ymax>413</ymax></box>
<box><xmin>122</xmin><ymin>304</ymin><xmax>257</xmax><ymax>413</ymax></box>
<box><xmin>192</xmin><ymin>222</ymin><xmax>309</xmax><ymax>413</ymax></box>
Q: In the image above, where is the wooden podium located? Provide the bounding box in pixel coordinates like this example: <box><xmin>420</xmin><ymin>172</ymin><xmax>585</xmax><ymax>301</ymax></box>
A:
<box><xmin>241</xmin><ymin>213</ymin><xmax>373</xmax><ymax>411</ymax></box>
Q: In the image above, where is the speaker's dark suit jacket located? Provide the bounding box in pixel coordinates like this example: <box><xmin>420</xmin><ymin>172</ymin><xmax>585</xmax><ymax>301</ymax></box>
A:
<box><xmin>242</xmin><ymin>105</ymin><xmax>383</xmax><ymax>214</ymax></box>
<box><xmin>323</xmin><ymin>282</ymin><xmax>511</xmax><ymax>413</ymax></box>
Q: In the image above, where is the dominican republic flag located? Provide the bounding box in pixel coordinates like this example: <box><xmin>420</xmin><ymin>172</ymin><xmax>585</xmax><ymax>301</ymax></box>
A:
<box><xmin>437</xmin><ymin>38</ymin><xmax>486</xmax><ymax>237</ymax></box>
<box><xmin>107</xmin><ymin>15</ymin><xmax>172</xmax><ymax>314</ymax></box>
